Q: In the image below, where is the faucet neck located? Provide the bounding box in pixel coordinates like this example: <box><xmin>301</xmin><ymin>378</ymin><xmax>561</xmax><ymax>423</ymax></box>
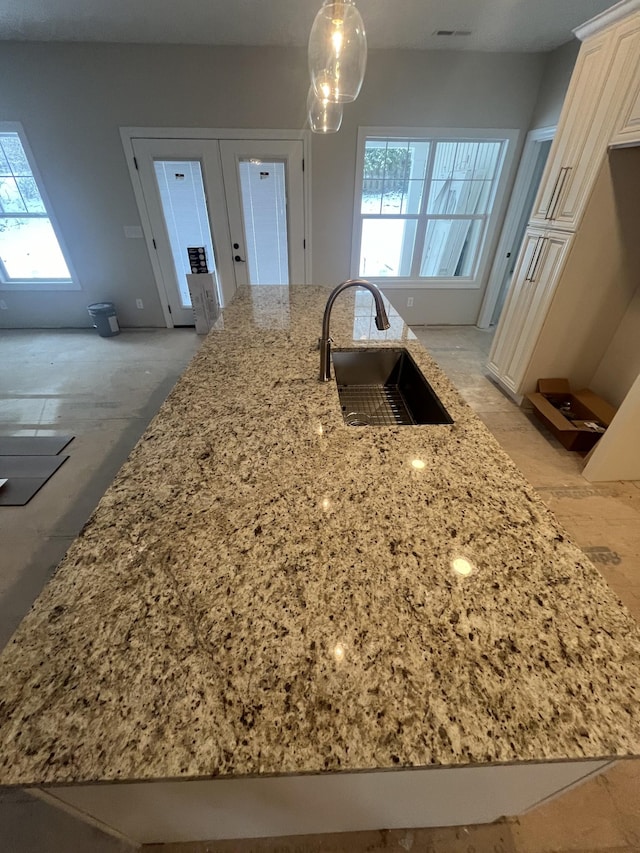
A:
<box><xmin>319</xmin><ymin>279</ymin><xmax>390</xmax><ymax>382</ymax></box>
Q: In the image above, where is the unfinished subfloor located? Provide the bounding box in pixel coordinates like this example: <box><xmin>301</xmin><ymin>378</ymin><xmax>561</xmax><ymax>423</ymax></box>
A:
<box><xmin>1</xmin><ymin>324</ymin><xmax>639</xmax><ymax>853</ymax></box>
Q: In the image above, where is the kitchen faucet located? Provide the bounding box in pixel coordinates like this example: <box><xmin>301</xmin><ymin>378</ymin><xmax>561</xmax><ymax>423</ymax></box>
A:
<box><xmin>319</xmin><ymin>278</ymin><xmax>390</xmax><ymax>382</ymax></box>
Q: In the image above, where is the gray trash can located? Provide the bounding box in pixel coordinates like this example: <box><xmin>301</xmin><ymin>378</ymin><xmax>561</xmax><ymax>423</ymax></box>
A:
<box><xmin>87</xmin><ymin>302</ymin><xmax>120</xmax><ymax>338</ymax></box>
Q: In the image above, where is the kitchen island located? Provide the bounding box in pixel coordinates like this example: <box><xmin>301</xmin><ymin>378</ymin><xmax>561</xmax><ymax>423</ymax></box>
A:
<box><xmin>1</xmin><ymin>285</ymin><xmax>640</xmax><ymax>844</ymax></box>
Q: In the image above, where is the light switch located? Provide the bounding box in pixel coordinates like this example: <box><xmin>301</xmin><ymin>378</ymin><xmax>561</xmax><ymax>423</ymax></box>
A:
<box><xmin>124</xmin><ymin>225</ymin><xmax>143</xmax><ymax>239</ymax></box>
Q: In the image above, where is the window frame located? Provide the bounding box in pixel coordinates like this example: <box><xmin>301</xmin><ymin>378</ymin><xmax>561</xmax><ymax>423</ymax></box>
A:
<box><xmin>0</xmin><ymin>122</ymin><xmax>80</xmax><ymax>292</ymax></box>
<box><xmin>351</xmin><ymin>126</ymin><xmax>519</xmax><ymax>290</ymax></box>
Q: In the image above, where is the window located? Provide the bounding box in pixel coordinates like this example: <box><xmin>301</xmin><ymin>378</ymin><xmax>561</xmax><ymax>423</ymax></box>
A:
<box><xmin>353</xmin><ymin>129</ymin><xmax>514</xmax><ymax>287</ymax></box>
<box><xmin>0</xmin><ymin>127</ymin><xmax>75</xmax><ymax>288</ymax></box>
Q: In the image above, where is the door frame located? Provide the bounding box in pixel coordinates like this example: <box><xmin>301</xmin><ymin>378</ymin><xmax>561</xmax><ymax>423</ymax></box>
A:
<box><xmin>120</xmin><ymin>127</ymin><xmax>312</xmax><ymax>328</ymax></box>
<box><xmin>476</xmin><ymin>125</ymin><xmax>555</xmax><ymax>329</ymax></box>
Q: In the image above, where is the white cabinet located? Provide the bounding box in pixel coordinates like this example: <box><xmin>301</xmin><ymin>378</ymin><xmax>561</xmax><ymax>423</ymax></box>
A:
<box><xmin>612</xmin><ymin>71</ymin><xmax>640</xmax><ymax>146</ymax></box>
<box><xmin>530</xmin><ymin>14</ymin><xmax>640</xmax><ymax>232</ymax></box>
<box><xmin>489</xmin><ymin>3</ymin><xmax>640</xmax><ymax>399</ymax></box>
<box><xmin>605</xmin><ymin>12</ymin><xmax>640</xmax><ymax>148</ymax></box>
<box><xmin>487</xmin><ymin>229</ymin><xmax>572</xmax><ymax>398</ymax></box>
<box><xmin>529</xmin><ymin>33</ymin><xmax>612</xmax><ymax>231</ymax></box>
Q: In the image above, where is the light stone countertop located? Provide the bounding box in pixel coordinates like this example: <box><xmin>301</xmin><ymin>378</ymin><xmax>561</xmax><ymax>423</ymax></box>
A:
<box><xmin>1</xmin><ymin>284</ymin><xmax>639</xmax><ymax>787</ymax></box>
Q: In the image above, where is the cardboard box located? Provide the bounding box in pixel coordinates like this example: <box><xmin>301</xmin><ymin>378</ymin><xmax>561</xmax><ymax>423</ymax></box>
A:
<box><xmin>200</xmin><ymin>273</ymin><xmax>220</xmax><ymax>327</ymax></box>
<box><xmin>526</xmin><ymin>378</ymin><xmax>617</xmax><ymax>452</ymax></box>
<box><xmin>186</xmin><ymin>275</ymin><xmax>208</xmax><ymax>334</ymax></box>
<box><xmin>186</xmin><ymin>273</ymin><xmax>220</xmax><ymax>335</ymax></box>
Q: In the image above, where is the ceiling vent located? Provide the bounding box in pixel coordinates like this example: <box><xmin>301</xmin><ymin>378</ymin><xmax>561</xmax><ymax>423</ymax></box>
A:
<box><xmin>434</xmin><ymin>29</ymin><xmax>472</xmax><ymax>36</ymax></box>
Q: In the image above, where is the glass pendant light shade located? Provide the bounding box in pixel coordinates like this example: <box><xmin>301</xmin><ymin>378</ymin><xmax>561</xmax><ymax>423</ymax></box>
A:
<box><xmin>307</xmin><ymin>85</ymin><xmax>343</xmax><ymax>133</ymax></box>
<box><xmin>308</xmin><ymin>0</ymin><xmax>367</xmax><ymax>104</ymax></box>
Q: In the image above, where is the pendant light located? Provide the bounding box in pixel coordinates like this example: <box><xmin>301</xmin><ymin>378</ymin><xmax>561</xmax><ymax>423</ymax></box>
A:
<box><xmin>308</xmin><ymin>0</ymin><xmax>367</xmax><ymax>104</ymax></box>
<box><xmin>307</xmin><ymin>85</ymin><xmax>343</xmax><ymax>134</ymax></box>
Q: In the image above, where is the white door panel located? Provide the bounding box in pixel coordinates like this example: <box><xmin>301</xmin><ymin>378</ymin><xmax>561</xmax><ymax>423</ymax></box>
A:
<box><xmin>220</xmin><ymin>140</ymin><xmax>305</xmax><ymax>286</ymax></box>
<box><xmin>132</xmin><ymin>138</ymin><xmax>235</xmax><ymax>325</ymax></box>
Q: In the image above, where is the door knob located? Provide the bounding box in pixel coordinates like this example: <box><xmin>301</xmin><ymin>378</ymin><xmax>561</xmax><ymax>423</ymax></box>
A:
<box><xmin>234</xmin><ymin>255</ymin><xmax>246</xmax><ymax>263</ymax></box>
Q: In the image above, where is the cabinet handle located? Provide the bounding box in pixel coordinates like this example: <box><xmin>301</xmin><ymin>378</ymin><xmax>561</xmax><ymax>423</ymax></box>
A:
<box><xmin>525</xmin><ymin>237</ymin><xmax>542</xmax><ymax>282</ymax></box>
<box><xmin>544</xmin><ymin>169</ymin><xmax>564</xmax><ymax>220</ymax></box>
<box><xmin>529</xmin><ymin>237</ymin><xmax>547</xmax><ymax>283</ymax></box>
<box><xmin>548</xmin><ymin>166</ymin><xmax>571</xmax><ymax>221</ymax></box>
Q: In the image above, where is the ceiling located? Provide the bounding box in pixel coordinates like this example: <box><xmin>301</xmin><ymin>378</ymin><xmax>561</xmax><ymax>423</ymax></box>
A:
<box><xmin>0</xmin><ymin>0</ymin><xmax>621</xmax><ymax>52</ymax></box>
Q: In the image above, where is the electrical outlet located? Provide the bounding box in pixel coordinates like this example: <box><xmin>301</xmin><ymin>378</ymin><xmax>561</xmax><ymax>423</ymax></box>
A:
<box><xmin>406</xmin><ymin>297</ymin><xmax>414</xmax><ymax>308</ymax></box>
<box><xmin>0</xmin><ymin>300</ymin><xmax>7</xmax><ymax>310</ymax></box>
<box><xmin>136</xmin><ymin>299</ymin><xmax>144</xmax><ymax>309</ymax></box>
<box><xmin>124</xmin><ymin>225</ymin><xmax>144</xmax><ymax>239</ymax></box>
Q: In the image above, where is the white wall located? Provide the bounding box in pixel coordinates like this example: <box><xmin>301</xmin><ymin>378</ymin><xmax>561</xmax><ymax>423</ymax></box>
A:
<box><xmin>530</xmin><ymin>39</ymin><xmax>580</xmax><ymax>130</ymax></box>
<box><xmin>591</xmin><ymin>290</ymin><xmax>640</xmax><ymax>407</ymax></box>
<box><xmin>0</xmin><ymin>43</ymin><xmax>546</xmax><ymax>328</ymax></box>
<box><xmin>587</xmin><ymin>146</ymin><xmax>640</xmax><ymax>407</ymax></box>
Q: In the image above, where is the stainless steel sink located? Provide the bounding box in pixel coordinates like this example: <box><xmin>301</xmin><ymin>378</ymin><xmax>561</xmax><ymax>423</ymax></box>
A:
<box><xmin>332</xmin><ymin>348</ymin><xmax>453</xmax><ymax>427</ymax></box>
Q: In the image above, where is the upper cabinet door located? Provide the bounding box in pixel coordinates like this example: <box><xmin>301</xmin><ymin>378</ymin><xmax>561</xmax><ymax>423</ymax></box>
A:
<box><xmin>531</xmin><ymin>15</ymin><xmax>640</xmax><ymax>233</ymax></box>
<box><xmin>613</xmin><ymin>85</ymin><xmax>640</xmax><ymax>146</ymax></box>
<box><xmin>529</xmin><ymin>32</ymin><xmax>612</xmax><ymax>231</ymax></box>
<box><xmin>611</xmin><ymin>22</ymin><xmax>640</xmax><ymax>149</ymax></box>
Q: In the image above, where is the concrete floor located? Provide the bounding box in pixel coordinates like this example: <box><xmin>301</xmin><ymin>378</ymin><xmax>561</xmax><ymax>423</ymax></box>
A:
<box><xmin>1</xmin><ymin>324</ymin><xmax>640</xmax><ymax>852</ymax></box>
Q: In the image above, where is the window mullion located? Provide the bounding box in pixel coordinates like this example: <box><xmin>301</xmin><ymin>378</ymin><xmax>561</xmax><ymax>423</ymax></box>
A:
<box><xmin>425</xmin><ymin>213</ymin><xmax>486</xmax><ymax>221</ymax></box>
<box><xmin>360</xmin><ymin>214</ymin><xmax>420</xmax><ymax>221</ymax></box>
<box><xmin>12</xmin><ymin>177</ymin><xmax>29</xmax><ymax>214</ymax></box>
<box><xmin>1</xmin><ymin>212</ymin><xmax>47</xmax><ymax>220</ymax></box>
<box><xmin>411</xmin><ymin>218</ymin><xmax>428</xmax><ymax>280</ymax></box>
<box><xmin>410</xmin><ymin>140</ymin><xmax>438</xmax><ymax>279</ymax></box>
<box><xmin>419</xmin><ymin>140</ymin><xmax>437</xmax><ymax>217</ymax></box>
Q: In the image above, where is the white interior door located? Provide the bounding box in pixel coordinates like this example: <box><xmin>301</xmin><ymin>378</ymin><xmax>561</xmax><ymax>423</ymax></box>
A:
<box><xmin>132</xmin><ymin>138</ymin><xmax>237</xmax><ymax>325</ymax></box>
<box><xmin>220</xmin><ymin>140</ymin><xmax>306</xmax><ymax>286</ymax></box>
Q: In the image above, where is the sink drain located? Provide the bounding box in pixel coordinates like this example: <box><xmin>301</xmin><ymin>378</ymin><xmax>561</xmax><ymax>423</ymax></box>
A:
<box><xmin>344</xmin><ymin>411</ymin><xmax>371</xmax><ymax>427</ymax></box>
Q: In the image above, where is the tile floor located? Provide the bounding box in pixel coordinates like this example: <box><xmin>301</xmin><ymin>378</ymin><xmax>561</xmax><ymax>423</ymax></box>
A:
<box><xmin>1</xmin><ymin>324</ymin><xmax>640</xmax><ymax>853</ymax></box>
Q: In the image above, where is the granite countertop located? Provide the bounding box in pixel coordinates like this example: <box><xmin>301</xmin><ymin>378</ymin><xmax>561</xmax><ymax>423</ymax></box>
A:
<box><xmin>1</xmin><ymin>284</ymin><xmax>640</xmax><ymax>788</ymax></box>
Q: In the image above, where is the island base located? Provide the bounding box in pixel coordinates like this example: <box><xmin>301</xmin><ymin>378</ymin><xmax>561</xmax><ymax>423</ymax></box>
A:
<box><xmin>36</xmin><ymin>759</ymin><xmax>612</xmax><ymax>845</ymax></box>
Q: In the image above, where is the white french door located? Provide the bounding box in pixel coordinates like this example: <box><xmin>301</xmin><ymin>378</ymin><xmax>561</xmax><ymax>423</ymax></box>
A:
<box><xmin>219</xmin><ymin>140</ymin><xmax>305</xmax><ymax>286</ymax></box>
<box><xmin>132</xmin><ymin>138</ymin><xmax>234</xmax><ymax>325</ymax></box>
<box><xmin>129</xmin><ymin>135</ymin><xmax>307</xmax><ymax>327</ymax></box>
